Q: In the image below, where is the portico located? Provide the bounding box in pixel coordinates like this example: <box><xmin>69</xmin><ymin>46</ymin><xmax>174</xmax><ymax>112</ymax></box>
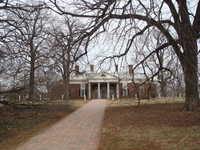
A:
<box><xmin>50</xmin><ymin>64</ymin><xmax>158</xmax><ymax>100</ymax></box>
<box><xmin>88</xmin><ymin>81</ymin><xmax>120</xmax><ymax>99</ymax></box>
<box><xmin>69</xmin><ymin>68</ymin><xmax>132</xmax><ymax>100</ymax></box>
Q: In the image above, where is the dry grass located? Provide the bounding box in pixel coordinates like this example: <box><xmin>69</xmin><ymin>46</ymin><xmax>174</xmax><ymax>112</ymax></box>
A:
<box><xmin>10</xmin><ymin>99</ymin><xmax>87</xmax><ymax>107</ymax></box>
<box><xmin>110</xmin><ymin>97</ymin><xmax>184</xmax><ymax>107</ymax></box>
<box><xmin>99</xmin><ymin>98</ymin><xmax>200</xmax><ymax>150</ymax></box>
<box><xmin>0</xmin><ymin>99</ymin><xmax>86</xmax><ymax>150</ymax></box>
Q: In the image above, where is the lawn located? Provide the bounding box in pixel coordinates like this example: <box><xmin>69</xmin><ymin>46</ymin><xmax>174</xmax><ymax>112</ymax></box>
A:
<box><xmin>99</xmin><ymin>98</ymin><xmax>200</xmax><ymax>150</ymax></box>
<box><xmin>0</xmin><ymin>99</ymin><xmax>86</xmax><ymax>150</ymax></box>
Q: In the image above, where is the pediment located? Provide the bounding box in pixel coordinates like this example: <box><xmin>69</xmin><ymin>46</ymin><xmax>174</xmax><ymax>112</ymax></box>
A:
<box><xmin>92</xmin><ymin>72</ymin><xmax>118</xmax><ymax>80</ymax></box>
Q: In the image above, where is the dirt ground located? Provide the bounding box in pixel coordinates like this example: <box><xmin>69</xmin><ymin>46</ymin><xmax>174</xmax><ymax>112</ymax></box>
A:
<box><xmin>98</xmin><ymin>102</ymin><xmax>200</xmax><ymax>150</ymax></box>
<box><xmin>0</xmin><ymin>100</ymin><xmax>86</xmax><ymax>150</ymax></box>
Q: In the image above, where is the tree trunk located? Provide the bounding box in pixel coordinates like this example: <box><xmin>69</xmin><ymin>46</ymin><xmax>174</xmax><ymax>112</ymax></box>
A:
<box><xmin>29</xmin><ymin>58</ymin><xmax>35</xmax><ymax>100</ymax></box>
<box><xmin>64</xmin><ymin>59</ymin><xmax>70</xmax><ymax>100</ymax></box>
<box><xmin>160</xmin><ymin>82</ymin><xmax>167</xmax><ymax>97</ymax></box>
<box><xmin>64</xmin><ymin>79</ymin><xmax>70</xmax><ymax>100</ymax></box>
<box><xmin>62</xmin><ymin>73</ymin><xmax>70</xmax><ymax>100</ymax></box>
<box><xmin>62</xmin><ymin>48</ymin><xmax>70</xmax><ymax>100</ymax></box>
<box><xmin>64</xmin><ymin>46</ymin><xmax>71</xmax><ymax>100</ymax></box>
<box><xmin>28</xmin><ymin>43</ymin><xmax>36</xmax><ymax>100</ymax></box>
<box><xmin>160</xmin><ymin>71</ymin><xmax>167</xmax><ymax>97</ymax></box>
<box><xmin>182</xmin><ymin>40</ymin><xmax>199</xmax><ymax>111</ymax></box>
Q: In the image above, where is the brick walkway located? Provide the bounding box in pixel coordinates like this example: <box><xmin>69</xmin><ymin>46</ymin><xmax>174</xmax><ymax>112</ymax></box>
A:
<box><xmin>16</xmin><ymin>99</ymin><xmax>108</xmax><ymax>150</ymax></box>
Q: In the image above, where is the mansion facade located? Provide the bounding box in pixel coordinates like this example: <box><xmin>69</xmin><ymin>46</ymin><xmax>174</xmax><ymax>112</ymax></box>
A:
<box><xmin>49</xmin><ymin>65</ymin><xmax>157</xmax><ymax>100</ymax></box>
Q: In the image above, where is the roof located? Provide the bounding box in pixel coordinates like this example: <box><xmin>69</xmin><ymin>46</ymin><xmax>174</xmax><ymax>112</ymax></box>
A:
<box><xmin>70</xmin><ymin>71</ymin><xmax>144</xmax><ymax>84</ymax></box>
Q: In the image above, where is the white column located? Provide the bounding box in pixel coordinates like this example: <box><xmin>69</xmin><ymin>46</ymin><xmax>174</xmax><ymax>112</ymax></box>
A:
<box><xmin>88</xmin><ymin>83</ymin><xmax>91</xmax><ymax>99</ymax></box>
<box><xmin>116</xmin><ymin>83</ymin><xmax>120</xmax><ymax>99</ymax></box>
<box><xmin>125</xmin><ymin>83</ymin><xmax>128</xmax><ymax>96</ymax></box>
<box><xmin>18</xmin><ymin>95</ymin><xmax>21</xmax><ymax>101</ymax></box>
<box><xmin>98</xmin><ymin>82</ymin><xmax>101</xmax><ymax>99</ymax></box>
<box><xmin>107</xmin><ymin>82</ymin><xmax>110</xmax><ymax>99</ymax></box>
<box><xmin>126</xmin><ymin>87</ymin><xmax>128</xmax><ymax>96</ymax></box>
<box><xmin>84</xmin><ymin>88</ymin><xmax>86</xmax><ymax>101</ymax></box>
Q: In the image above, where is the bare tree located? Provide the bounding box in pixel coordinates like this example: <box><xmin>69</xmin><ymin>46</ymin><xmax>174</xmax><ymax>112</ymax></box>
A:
<box><xmin>48</xmin><ymin>17</ymin><xmax>89</xmax><ymax>100</ymax></box>
<box><xmin>0</xmin><ymin>1</ymin><xmax>47</xmax><ymax>98</ymax></box>
<box><xmin>4</xmin><ymin>5</ymin><xmax>49</xmax><ymax>100</ymax></box>
<box><xmin>49</xmin><ymin>0</ymin><xmax>200</xmax><ymax>111</ymax></box>
<box><xmin>133</xmin><ymin>29</ymin><xmax>175</xmax><ymax>97</ymax></box>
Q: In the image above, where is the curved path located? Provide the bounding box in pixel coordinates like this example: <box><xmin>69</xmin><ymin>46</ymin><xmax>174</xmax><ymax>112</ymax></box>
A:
<box><xmin>16</xmin><ymin>99</ymin><xmax>108</xmax><ymax>150</ymax></box>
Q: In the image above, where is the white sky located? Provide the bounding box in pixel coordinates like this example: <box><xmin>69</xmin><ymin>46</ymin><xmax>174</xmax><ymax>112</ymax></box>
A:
<box><xmin>3</xmin><ymin>0</ymin><xmax>200</xmax><ymax>74</ymax></box>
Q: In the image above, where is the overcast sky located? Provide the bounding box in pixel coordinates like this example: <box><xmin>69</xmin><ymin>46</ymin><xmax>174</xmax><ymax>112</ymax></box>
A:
<box><xmin>3</xmin><ymin>0</ymin><xmax>199</xmax><ymax>74</ymax></box>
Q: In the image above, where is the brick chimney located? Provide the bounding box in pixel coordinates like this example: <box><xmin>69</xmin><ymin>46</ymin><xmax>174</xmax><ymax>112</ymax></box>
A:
<box><xmin>90</xmin><ymin>65</ymin><xmax>94</xmax><ymax>72</ymax></box>
<box><xmin>75</xmin><ymin>65</ymin><xmax>79</xmax><ymax>75</ymax></box>
<box><xmin>128</xmin><ymin>65</ymin><xmax>133</xmax><ymax>76</ymax></box>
